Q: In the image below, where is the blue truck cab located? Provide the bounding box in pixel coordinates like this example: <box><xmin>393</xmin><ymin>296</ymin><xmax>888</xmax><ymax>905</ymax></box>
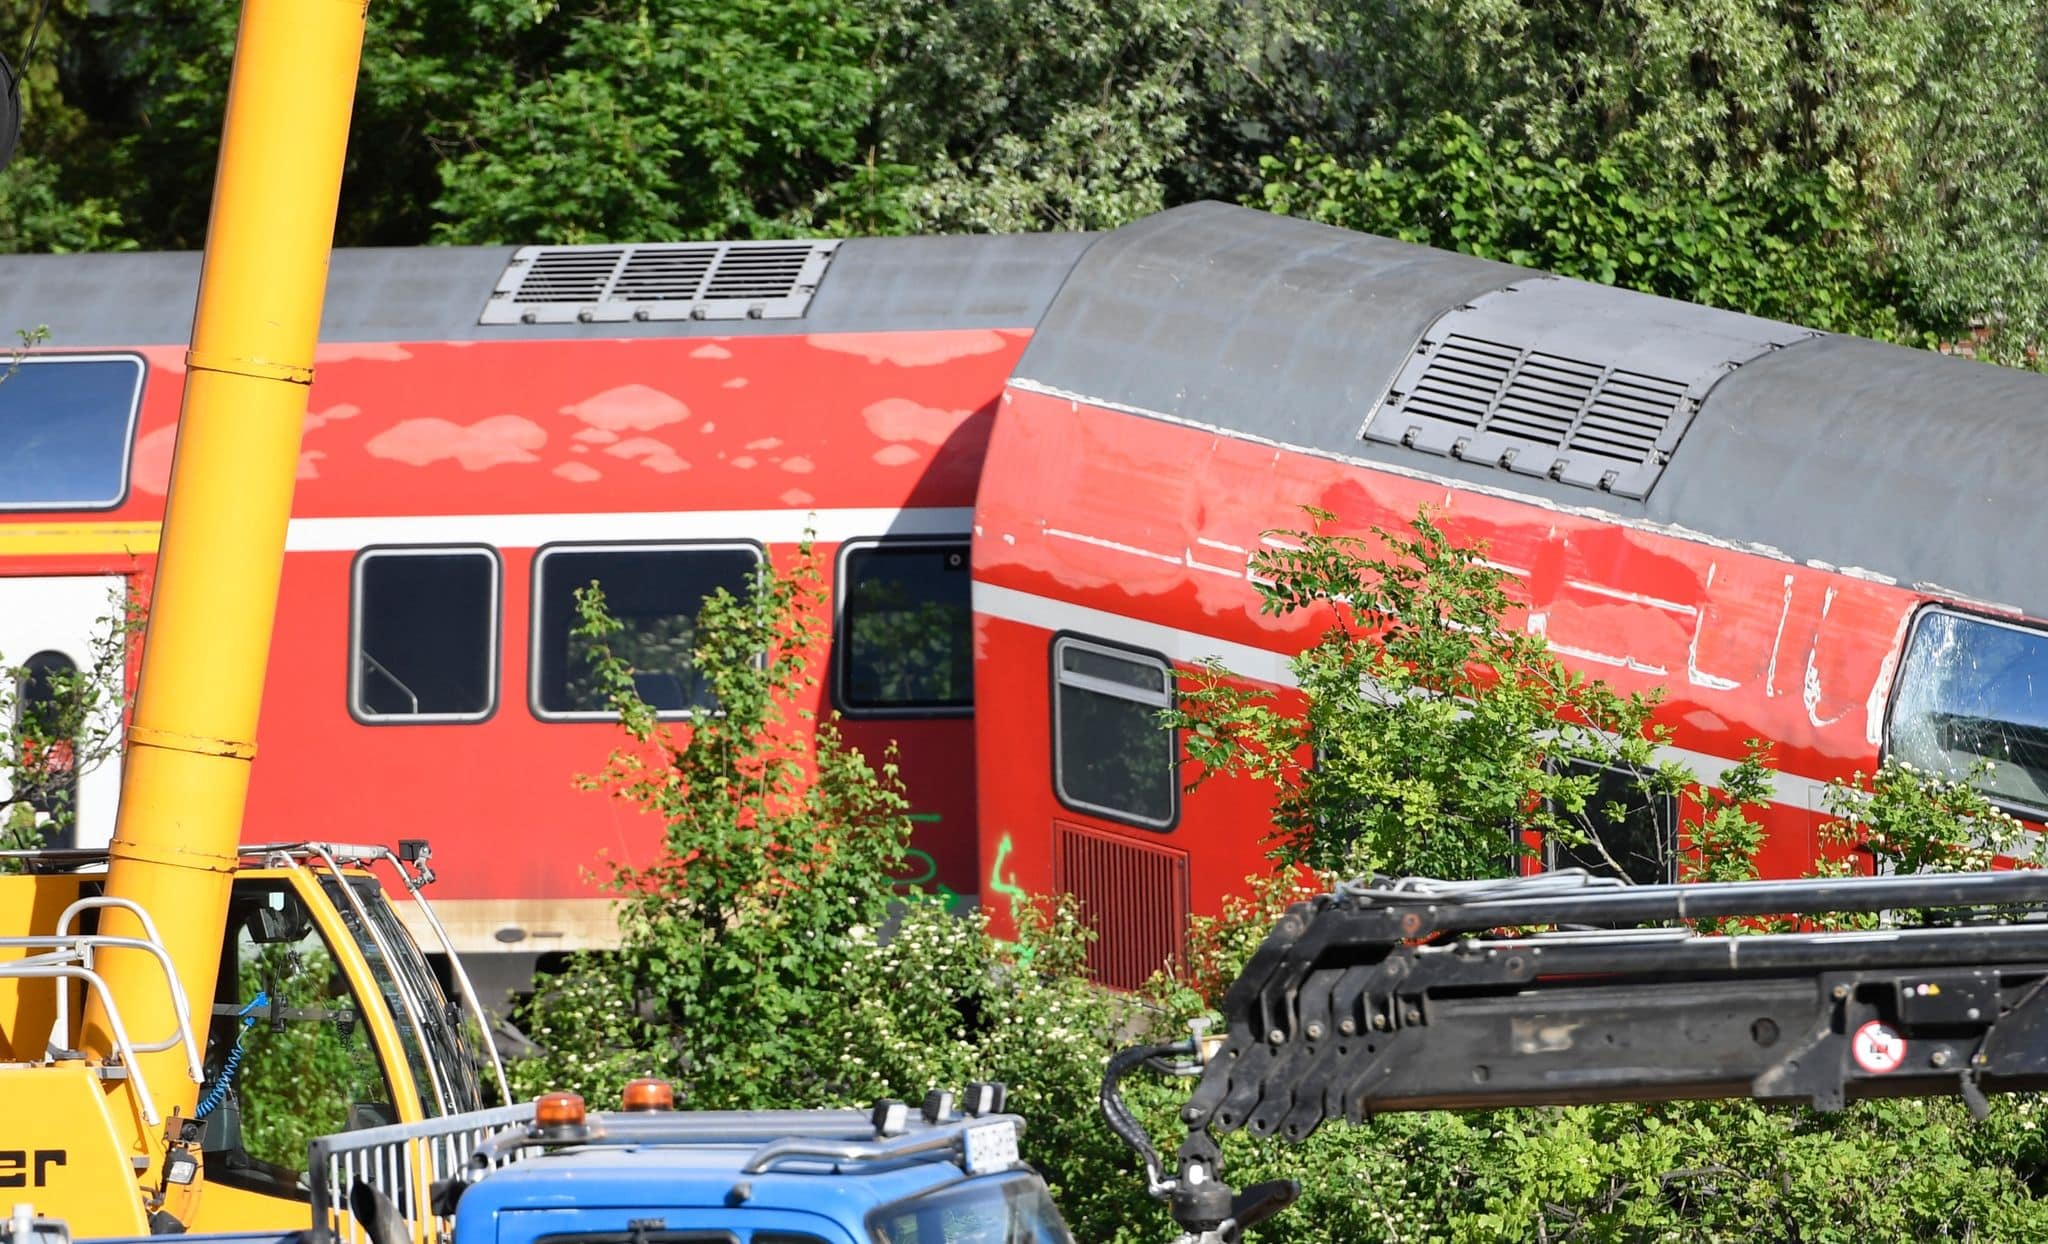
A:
<box><xmin>406</xmin><ymin>1084</ymin><xmax>1074</xmax><ymax>1244</ymax></box>
<box><xmin>47</xmin><ymin>1084</ymin><xmax>1076</xmax><ymax>1244</ymax></box>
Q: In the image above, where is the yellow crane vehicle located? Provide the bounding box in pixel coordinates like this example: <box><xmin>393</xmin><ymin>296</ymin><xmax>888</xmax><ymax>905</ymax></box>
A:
<box><xmin>0</xmin><ymin>841</ymin><xmax>506</xmax><ymax>1236</ymax></box>
<box><xmin>0</xmin><ymin>0</ymin><xmax>506</xmax><ymax>1236</ymax></box>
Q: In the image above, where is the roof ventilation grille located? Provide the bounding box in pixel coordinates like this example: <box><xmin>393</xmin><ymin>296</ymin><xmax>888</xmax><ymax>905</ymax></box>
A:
<box><xmin>1363</xmin><ymin>279</ymin><xmax>1816</xmax><ymax>499</ymax></box>
<box><xmin>481</xmin><ymin>239</ymin><xmax>840</xmax><ymax>325</ymax></box>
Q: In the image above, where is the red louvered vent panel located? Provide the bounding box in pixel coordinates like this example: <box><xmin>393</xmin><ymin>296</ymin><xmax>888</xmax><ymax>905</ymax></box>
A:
<box><xmin>1053</xmin><ymin>821</ymin><xmax>1190</xmax><ymax>992</ymax></box>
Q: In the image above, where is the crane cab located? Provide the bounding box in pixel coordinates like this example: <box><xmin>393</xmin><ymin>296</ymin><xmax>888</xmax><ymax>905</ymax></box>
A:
<box><xmin>0</xmin><ymin>842</ymin><xmax>504</xmax><ymax>1238</ymax></box>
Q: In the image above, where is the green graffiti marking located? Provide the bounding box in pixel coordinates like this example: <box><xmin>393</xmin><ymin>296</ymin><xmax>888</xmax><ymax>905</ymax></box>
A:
<box><xmin>892</xmin><ymin>848</ymin><xmax>939</xmax><ymax>888</ymax></box>
<box><xmin>988</xmin><ymin>833</ymin><xmax>1027</xmax><ymax>908</ymax></box>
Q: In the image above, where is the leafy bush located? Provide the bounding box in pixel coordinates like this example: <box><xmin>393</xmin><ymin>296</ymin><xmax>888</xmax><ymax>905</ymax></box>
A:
<box><xmin>1168</xmin><ymin>506</ymin><xmax>1697</xmax><ymax>883</ymax></box>
<box><xmin>518</xmin><ymin>517</ymin><xmax>2048</xmax><ymax>1241</ymax></box>
<box><xmin>0</xmin><ymin>555</ymin><xmax>136</xmax><ymax>858</ymax></box>
<box><xmin>509</xmin><ymin>546</ymin><xmax>1141</xmax><ymax>1212</ymax></box>
<box><xmin>1259</xmin><ymin>115</ymin><xmax>1930</xmax><ymax>345</ymax></box>
<box><xmin>1140</xmin><ymin>505</ymin><xmax>2048</xmax><ymax>1240</ymax></box>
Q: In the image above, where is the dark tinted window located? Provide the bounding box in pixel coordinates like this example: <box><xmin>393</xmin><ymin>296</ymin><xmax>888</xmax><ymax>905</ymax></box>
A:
<box><xmin>0</xmin><ymin>355</ymin><xmax>144</xmax><ymax>509</ymax></box>
<box><xmin>1545</xmin><ymin>761</ymin><xmax>1675</xmax><ymax>885</ymax></box>
<box><xmin>1053</xmin><ymin>637</ymin><xmax>1176</xmax><ymax>829</ymax></box>
<box><xmin>534</xmin><ymin>544</ymin><xmax>759</xmax><ymax>717</ymax></box>
<box><xmin>14</xmin><ymin>650</ymin><xmax>80</xmax><ymax>849</ymax></box>
<box><xmin>1888</xmin><ymin>608</ymin><xmax>2048</xmax><ymax>812</ymax></box>
<box><xmin>869</xmin><ymin>1173</ymin><xmax>1075</xmax><ymax>1244</ymax></box>
<box><xmin>352</xmin><ymin>549</ymin><xmax>497</xmax><ymax>721</ymax></box>
<box><xmin>838</xmin><ymin>541</ymin><xmax>972</xmax><ymax>712</ymax></box>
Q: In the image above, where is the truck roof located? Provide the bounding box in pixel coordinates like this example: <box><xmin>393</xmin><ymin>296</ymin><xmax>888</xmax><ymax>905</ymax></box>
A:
<box><xmin>452</xmin><ymin>1141</ymin><xmax>974</xmax><ymax>1220</ymax></box>
<box><xmin>428</xmin><ymin>1095</ymin><xmax>1049</xmax><ymax>1244</ymax></box>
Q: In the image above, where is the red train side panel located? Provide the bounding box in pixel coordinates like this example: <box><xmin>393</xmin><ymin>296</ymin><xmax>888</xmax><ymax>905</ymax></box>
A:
<box><xmin>973</xmin><ymin>205</ymin><xmax>2048</xmax><ymax>986</ymax></box>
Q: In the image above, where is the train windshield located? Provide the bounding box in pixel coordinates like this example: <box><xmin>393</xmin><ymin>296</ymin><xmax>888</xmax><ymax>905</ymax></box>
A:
<box><xmin>868</xmin><ymin>1173</ymin><xmax>1075</xmax><ymax>1244</ymax></box>
<box><xmin>1888</xmin><ymin>608</ymin><xmax>2048</xmax><ymax>814</ymax></box>
<box><xmin>0</xmin><ymin>354</ymin><xmax>144</xmax><ymax>509</ymax></box>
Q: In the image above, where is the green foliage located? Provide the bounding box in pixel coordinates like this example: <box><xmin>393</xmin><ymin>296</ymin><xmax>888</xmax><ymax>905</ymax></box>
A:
<box><xmin>231</xmin><ymin>942</ymin><xmax>388</xmax><ymax>1170</ymax></box>
<box><xmin>0</xmin><ymin>579</ymin><xmax>137</xmax><ymax>859</ymax></box>
<box><xmin>5</xmin><ymin>0</ymin><xmax>2047</xmax><ymax>355</ymax></box>
<box><xmin>510</xmin><ymin>547</ymin><xmax>1128</xmax><ymax>1192</ymax></box>
<box><xmin>511</xmin><ymin>543</ymin><xmax>1151</xmax><ymax>1228</ymax></box>
<box><xmin>1168</xmin><ymin>508</ymin><xmax>1693</xmax><ymax>880</ymax></box>
<box><xmin>433</xmin><ymin>0</ymin><xmax>882</xmax><ymax>243</ymax></box>
<box><xmin>1137</xmin><ymin>504</ymin><xmax>2048</xmax><ymax>1239</ymax></box>
<box><xmin>0</xmin><ymin>156</ymin><xmax>130</xmax><ymax>252</ymax></box>
<box><xmin>514</xmin><ymin>545</ymin><xmax>916</xmax><ymax>1105</ymax></box>
<box><xmin>1825</xmin><ymin>758</ymin><xmax>2044</xmax><ymax>876</ymax></box>
<box><xmin>1260</xmin><ymin>116</ymin><xmax>1925</xmax><ymax>342</ymax></box>
<box><xmin>1247</xmin><ymin>0</ymin><xmax>2048</xmax><ymax>359</ymax></box>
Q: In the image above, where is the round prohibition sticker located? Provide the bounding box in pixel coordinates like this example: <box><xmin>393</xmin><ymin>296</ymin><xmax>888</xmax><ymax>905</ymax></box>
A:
<box><xmin>1852</xmin><ymin>1020</ymin><xmax>1906</xmax><ymax>1074</ymax></box>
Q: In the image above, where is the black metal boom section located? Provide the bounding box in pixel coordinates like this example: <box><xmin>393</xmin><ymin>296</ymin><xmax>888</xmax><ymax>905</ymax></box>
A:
<box><xmin>1110</xmin><ymin>869</ymin><xmax>2048</xmax><ymax>1241</ymax></box>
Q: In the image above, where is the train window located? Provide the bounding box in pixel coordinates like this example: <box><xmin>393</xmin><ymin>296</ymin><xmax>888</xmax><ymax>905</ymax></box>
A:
<box><xmin>12</xmin><ymin>651</ymin><xmax>80</xmax><ymax>850</ymax></box>
<box><xmin>532</xmin><ymin>542</ymin><xmax>761</xmax><ymax>719</ymax></box>
<box><xmin>836</xmin><ymin>539</ymin><xmax>973</xmax><ymax>714</ymax></box>
<box><xmin>1543</xmin><ymin>760</ymin><xmax>1675</xmax><ymax>886</ymax></box>
<box><xmin>1887</xmin><ymin>607</ymin><xmax>2048</xmax><ymax>813</ymax></box>
<box><xmin>350</xmin><ymin>547</ymin><xmax>498</xmax><ymax>723</ymax></box>
<box><xmin>0</xmin><ymin>354</ymin><xmax>145</xmax><ymax>510</ymax></box>
<box><xmin>1052</xmin><ymin>636</ymin><xmax>1177</xmax><ymax>830</ymax></box>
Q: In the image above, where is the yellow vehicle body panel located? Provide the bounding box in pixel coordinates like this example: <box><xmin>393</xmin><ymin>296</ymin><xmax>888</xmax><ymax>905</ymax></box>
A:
<box><xmin>0</xmin><ymin>873</ymin><xmax>89</xmax><ymax>1063</ymax></box>
<box><xmin>0</xmin><ymin>1064</ymin><xmax>152</xmax><ymax>1237</ymax></box>
<box><xmin>2</xmin><ymin>863</ymin><xmax>443</xmax><ymax>1235</ymax></box>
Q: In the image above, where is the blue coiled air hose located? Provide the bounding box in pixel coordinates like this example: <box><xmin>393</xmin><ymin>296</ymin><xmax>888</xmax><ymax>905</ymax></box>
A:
<box><xmin>193</xmin><ymin>991</ymin><xmax>269</xmax><ymax>1121</ymax></box>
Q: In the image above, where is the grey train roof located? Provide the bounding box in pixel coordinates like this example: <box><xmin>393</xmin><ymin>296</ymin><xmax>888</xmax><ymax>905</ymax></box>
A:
<box><xmin>0</xmin><ymin>231</ymin><xmax>1094</xmax><ymax>346</ymax></box>
<box><xmin>5</xmin><ymin>202</ymin><xmax>2042</xmax><ymax>615</ymax></box>
<box><xmin>1017</xmin><ymin>202</ymin><xmax>2048</xmax><ymax>617</ymax></box>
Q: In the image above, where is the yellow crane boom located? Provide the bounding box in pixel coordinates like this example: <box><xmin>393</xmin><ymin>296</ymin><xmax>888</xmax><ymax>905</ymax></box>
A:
<box><xmin>81</xmin><ymin>1</ymin><xmax>369</xmax><ymax>1147</ymax></box>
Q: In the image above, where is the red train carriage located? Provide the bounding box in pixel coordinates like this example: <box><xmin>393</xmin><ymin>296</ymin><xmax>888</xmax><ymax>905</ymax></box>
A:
<box><xmin>6</xmin><ymin>203</ymin><xmax>2047</xmax><ymax>998</ymax></box>
<box><xmin>0</xmin><ymin>233</ymin><xmax>1086</xmax><ymax>1001</ymax></box>
<box><xmin>974</xmin><ymin>203</ymin><xmax>2048</xmax><ymax>987</ymax></box>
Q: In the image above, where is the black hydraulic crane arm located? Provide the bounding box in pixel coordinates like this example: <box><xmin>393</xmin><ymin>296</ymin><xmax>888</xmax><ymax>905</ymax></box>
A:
<box><xmin>1104</xmin><ymin>868</ymin><xmax>2048</xmax><ymax>1242</ymax></box>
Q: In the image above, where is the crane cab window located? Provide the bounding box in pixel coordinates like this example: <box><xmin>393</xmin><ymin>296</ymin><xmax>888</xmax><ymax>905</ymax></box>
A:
<box><xmin>836</xmin><ymin>539</ymin><xmax>972</xmax><ymax>715</ymax></box>
<box><xmin>350</xmin><ymin>547</ymin><xmax>500</xmax><ymax>723</ymax></box>
<box><xmin>532</xmin><ymin>542</ymin><xmax>761</xmax><ymax>719</ymax></box>
<box><xmin>1051</xmin><ymin>636</ymin><xmax>1177</xmax><ymax>830</ymax></box>
<box><xmin>0</xmin><ymin>354</ymin><xmax>144</xmax><ymax>511</ymax></box>
<box><xmin>1886</xmin><ymin>607</ymin><xmax>2048</xmax><ymax>814</ymax></box>
<box><xmin>200</xmin><ymin>880</ymin><xmax>408</xmax><ymax>1199</ymax></box>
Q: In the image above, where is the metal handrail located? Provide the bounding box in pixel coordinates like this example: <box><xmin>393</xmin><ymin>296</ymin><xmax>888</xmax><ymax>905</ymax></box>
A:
<box><xmin>1335</xmin><ymin>866</ymin><xmax>2048</xmax><ymax>930</ymax></box>
<box><xmin>742</xmin><ymin>1125</ymin><xmax>993</xmax><ymax>1174</ymax></box>
<box><xmin>53</xmin><ymin>897</ymin><xmax>204</xmax><ymax>1073</ymax></box>
<box><xmin>457</xmin><ymin>1107</ymin><xmax>1027</xmax><ymax>1177</ymax></box>
<box><xmin>308</xmin><ymin>1100</ymin><xmax>535</xmax><ymax>1244</ymax></box>
<box><xmin>0</xmin><ymin>961</ymin><xmax>164</xmax><ymax>1124</ymax></box>
<box><xmin>0</xmin><ymin>904</ymin><xmax>205</xmax><ymax>1097</ymax></box>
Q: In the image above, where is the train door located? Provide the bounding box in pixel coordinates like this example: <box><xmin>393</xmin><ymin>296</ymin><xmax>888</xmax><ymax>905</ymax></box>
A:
<box><xmin>0</xmin><ymin>574</ymin><xmax>125</xmax><ymax>851</ymax></box>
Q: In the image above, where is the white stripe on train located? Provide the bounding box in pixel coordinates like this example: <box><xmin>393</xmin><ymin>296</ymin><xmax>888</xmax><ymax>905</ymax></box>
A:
<box><xmin>282</xmin><ymin>506</ymin><xmax>974</xmax><ymax>552</ymax></box>
<box><xmin>972</xmin><ymin>580</ymin><xmax>1834</xmax><ymax>809</ymax></box>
